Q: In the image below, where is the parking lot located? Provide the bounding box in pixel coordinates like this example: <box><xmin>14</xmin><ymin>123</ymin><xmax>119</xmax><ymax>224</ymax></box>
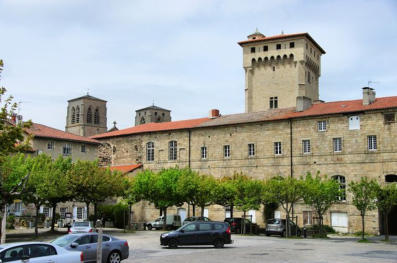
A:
<box><xmin>112</xmin><ymin>231</ymin><xmax>397</xmax><ymax>263</ymax></box>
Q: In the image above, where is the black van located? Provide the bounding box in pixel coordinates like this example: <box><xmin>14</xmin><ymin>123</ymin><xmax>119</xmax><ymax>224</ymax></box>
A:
<box><xmin>160</xmin><ymin>221</ymin><xmax>233</xmax><ymax>248</ymax></box>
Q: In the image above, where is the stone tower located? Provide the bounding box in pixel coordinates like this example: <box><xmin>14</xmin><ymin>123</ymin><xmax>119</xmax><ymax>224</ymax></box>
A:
<box><xmin>135</xmin><ymin>105</ymin><xmax>171</xmax><ymax>126</ymax></box>
<box><xmin>238</xmin><ymin>31</ymin><xmax>325</xmax><ymax>112</ymax></box>
<box><xmin>65</xmin><ymin>94</ymin><xmax>107</xmax><ymax>137</ymax></box>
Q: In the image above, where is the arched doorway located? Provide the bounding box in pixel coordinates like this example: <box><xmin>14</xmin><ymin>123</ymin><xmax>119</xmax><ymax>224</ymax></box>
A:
<box><xmin>380</xmin><ymin>175</ymin><xmax>397</xmax><ymax>235</ymax></box>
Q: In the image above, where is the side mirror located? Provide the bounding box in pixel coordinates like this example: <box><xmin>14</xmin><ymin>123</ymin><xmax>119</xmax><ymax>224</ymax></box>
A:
<box><xmin>70</xmin><ymin>242</ymin><xmax>79</xmax><ymax>248</ymax></box>
<box><xmin>179</xmin><ymin>229</ymin><xmax>184</xmax><ymax>233</ymax></box>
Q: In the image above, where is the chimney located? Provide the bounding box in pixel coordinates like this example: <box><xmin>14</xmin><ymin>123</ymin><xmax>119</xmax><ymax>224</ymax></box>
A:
<box><xmin>363</xmin><ymin>87</ymin><xmax>376</xmax><ymax>105</ymax></box>
<box><xmin>209</xmin><ymin>109</ymin><xmax>220</xmax><ymax>119</ymax></box>
<box><xmin>296</xmin><ymin>96</ymin><xmax>312</xmax><ymax>112</ymax></box>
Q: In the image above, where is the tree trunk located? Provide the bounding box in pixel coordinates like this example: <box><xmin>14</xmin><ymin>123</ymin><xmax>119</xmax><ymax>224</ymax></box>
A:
<box><xmin>85</xmin><ymin>202</ymin><xmax>90</xmax><ymax>220</ymax></box>
<box><xmin>230</xmin><ymin>204</ymin><xmax>234</xmax><ymax>218</ymax></box>
<box><xmin>192</xmin><ymin>205</ymin><xmax>196</xmax><ymax>216</ymax></box>
<box><xmin>51</xmin><ymin>203</ymin><xmax>57</xmax><ymax>232</ymax></box>
<box><xmin>201</xmin><ymin>206</ymin><xmax>205</xmax><ymax>217</ymax></box>
<box><xmin>242</xmin><ymin>211</ymin><xmax>246</xmax><ymax>234</ymax></box>
<box><xmin>94</xmin><ymin>203</ymin><xmax>98</xmax><ymax>221</ymax></box>
<box><xmin>285</xmin><ymin>211</ymin><xmax>290</xmax><ymax>238</ymax></box>
<box><xmin>1</xmin><ymin>205</ymin><xmax>6</xmax><ymax>244</ymax></box>
<box><xmin>159</xmin><ymin>208</ymin><xmax>163</xmax><ymax>216</ymax></box>
<box><xmin>128</xmin><ymin>204</ymin><xmax>132</xmax><ymax>229</ymax></box>
<box><xmin>163</xmin><ymin>208</ymin><xmax>167</xmax><ymax>230</ymax></box>
<box><xmin>361</xmin><ymin>212</ymin><xmax>365</xmax><ymax>240</ymax></box>
<box><xmin>35</xmin><ymin>205</ymin><xmax>40</xmax><ymax>238</ymax></box>
<box><xmin>384</xmin><ymin>211</ymin><xmax>389</xmax><ymax>241</ymax></box>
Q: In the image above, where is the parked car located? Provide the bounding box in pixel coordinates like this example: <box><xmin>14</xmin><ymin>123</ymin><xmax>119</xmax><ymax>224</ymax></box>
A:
<box><xmin>224</xmin><ymin>217</ymin><xmax>259</xmax><ymax>234</ymax></box>
<box><xmin>0</xmin><ymin>242</ymin><xmax>83</xmax><ymax>263</ymax></box>
<box><xmin>160</xmin><ymin>221</ymin><xmax>233</xmax><ymax>248</ymax></box>
<box><xmin>146</xmin><ymin>214</ymin><xmax>181</xmax><ymax>230</ymax></box>
<box><xmin>69</xmin><ymin>221</ymin><xmax>94</xmax><ymax>234</ymax></box>
<box><xmin>182</xmin><ymin>216</ymin><xmax>211</xmax><ymax>225</ymax></box>
<box><xmin>265</xmin><ymin>218</ymin><xmax>301</xmax><ymax>237</ymax></box>
<box><xmin>52</xmin><ymin>233</ymin><xmax>129</xmax><ymax>263</ymax></box>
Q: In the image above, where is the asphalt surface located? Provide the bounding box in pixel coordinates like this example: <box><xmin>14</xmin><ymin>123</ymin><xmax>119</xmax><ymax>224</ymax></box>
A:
<box><xmin>112</xmin><ymin>231</ymin><xmax>397</xmax><ymax>263</ymax></box>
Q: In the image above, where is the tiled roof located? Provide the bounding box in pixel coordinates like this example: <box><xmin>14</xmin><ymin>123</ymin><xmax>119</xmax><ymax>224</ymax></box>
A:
<box><xmin>238</xmin><ymin>32</ymin><xmax>326</xmax><ymax>54</ymax></box>
<box><xmin>91</xmin><ymin>96</ymin><xmax>397</xmax><ymax>139</ymax></box>
<box><xmin>109</xmin><ymin>164</ymin><xmax>142</xmax><ymax>174</ymax></box>
<box><xmin>27</xmin><ymin>123</ymin><xmax>100</xmax><ymax>144</ymax></box>
<box><xmin>91</xmin><ymin>117</ymin><xmax>211</xmax><ymax>139</ymax></box>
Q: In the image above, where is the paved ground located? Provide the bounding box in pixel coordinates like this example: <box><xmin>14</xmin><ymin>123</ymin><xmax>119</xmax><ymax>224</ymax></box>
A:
<box><xmin>111</xmin><ymin>231</ymin><xmax>397</xmax><ymax>263</ymax></box>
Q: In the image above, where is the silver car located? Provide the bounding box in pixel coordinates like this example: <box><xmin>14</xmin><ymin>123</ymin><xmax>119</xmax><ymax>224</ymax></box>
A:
<box><xmin>69</xmin><ymin>221</ymin><xmax>94</xmax><ymax>234</ymax></box>
<box><xmin>52</xmin><ymin>233</ymin><xmax>129</xmax><ymax>263</ymax></box>
<box><xmin>0</xmin><ymin>242</ymin><xmax>82</xmax><ymax>263</ymax></box>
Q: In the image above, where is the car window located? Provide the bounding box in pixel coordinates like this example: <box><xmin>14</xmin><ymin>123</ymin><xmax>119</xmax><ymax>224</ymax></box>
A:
<box><xmin>103</xmin><ymin>235</ymin><xmax>110</xmax><ymax>242</ymax></box>
<box><xmin>1</xmin><ymin>246</ymin><xmax>25</xmax><ymax>262</ymax></box>
<box><xmin>74</xmin><ymin>222</ymin><xmax>90</xmax><ymax>227</ymax></box>
<box><xmin>75</xmin><ymin>235</ymin><xmax>91</xmax><ymax>245</ymax></box>
<box><xmin>52</xmin><ymin>234</ymin><xmax>77</xmax><ymax>247</ymax></box>
<box><xmin>28</xmin><ymin>244</ymin><xmax>57</xmax><ymax>258</ymax></box>
<box><xmin>214</xmin><ymin>224</ymin><xmax>224</xmax><ymax>230</ymax></box>
<box><xmin>182</xmin><ymin>223</ymin><xmax>197</xmax><ymax>232</ymax></box>
<box><xmin>204</xmin><ymin>217</ymin><xmax>209</xmax><ymax>221</ymax></box>
<box><xmin>198</xmin><ymin>223</ymin><xmax>212</xmax><ymax>231</ymax></box>
<box><xmin>91</xmin><ymin>235</ymin><xmax>110</xmax><ymax>243</ymax></box>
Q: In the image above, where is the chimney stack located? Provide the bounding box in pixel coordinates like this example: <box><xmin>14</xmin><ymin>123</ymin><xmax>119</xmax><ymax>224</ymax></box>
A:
<box><xmin>296</xmin><ymin>96</ymin><xmax>312</xmax><ymax>112</ymax></box>
<box><xmin>209</xmin><ymin>109</ymin><xmax>220</xmax><ymax>119</ymax></box>
<box><xmin>363</xmin><ymin>87</ymin><xmax>376</xmax><ymax>105</ymax></box>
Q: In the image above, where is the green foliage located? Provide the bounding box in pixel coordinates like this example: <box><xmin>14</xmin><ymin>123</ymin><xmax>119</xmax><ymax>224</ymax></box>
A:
<box><xmin>97</xmin><ymin>203</ymin><xmax>128</xmax><ymax>229</ymax></box>
<box><xmin>151</xmin><ymin>168</ymin><xmax>184</xmax><ymax>210</ymax></box>
<box><xmin>6</xmin><ymin>215</ymin><xmax>15</xmax><ymax>229</ymax></box>
<box><xmin>234</xmin><ymin>173</ymin><xmax>262</xmax><ymax>212</ymax></box>
<box><xmin>305</xmin><ymin>224</ymin><xmax>336</xmax><ymax>234</ymax></box>
<box><xmin>97</xmin><ymin>204</ymin><xmax>114</xmax><ymax>222</ymax></box>
<box><xmin>213</xmin><ymin>176</ymin><xmax>237</xmax><ymax>208</ymax></box>
<box><xmin>375</xmin><ymin>182</ymin><xmax>397</xmax><ymax>241</ymax></box>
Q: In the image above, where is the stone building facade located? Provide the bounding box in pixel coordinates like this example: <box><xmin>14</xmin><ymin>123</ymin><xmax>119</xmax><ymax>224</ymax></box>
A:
<box><xmin>135</xmin><ymin>105</ymin><xmax>171</xmax><ymax>126</ymax></box>
<box><xmin>91</xmin><ymin>32</ymin><xmax>397</xmax><ymax>234</ymax></box>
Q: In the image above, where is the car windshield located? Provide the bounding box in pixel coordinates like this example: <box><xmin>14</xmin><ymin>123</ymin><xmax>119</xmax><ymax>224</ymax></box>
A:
<box><xmin>267</xmin><ymin>219</ymin><xmax>281</xmax><ymax>224</ymax></box>
<box><xmin>52</xmin><ymin>234</ymin><xmax>78</xmax><ymax>247</ymax></box>
<box><xmin>73</xmin><ymin>222</ymin><xmax>90</xmax><ymax>227</ymax></box>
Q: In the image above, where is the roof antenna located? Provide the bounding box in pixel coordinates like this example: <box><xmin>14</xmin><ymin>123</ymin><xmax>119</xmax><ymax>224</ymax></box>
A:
<box><xmin>281</xmin><ymin>30</ymin><xmax>284</xmax><ymax>35</ymax></box>
<box><xmin>87</xmin><ymin>88</ymin><xmax>90</xmax><ymax>95</ymax></box>
<box><xmin>367</xmin><ymin>81</ymin><xmax>379</xmax><ymax>88</ymax></box>
<box><xmin>152</xmin><ymin>98</ymin><xmax>155</xmax><ymax>106</ymax></box>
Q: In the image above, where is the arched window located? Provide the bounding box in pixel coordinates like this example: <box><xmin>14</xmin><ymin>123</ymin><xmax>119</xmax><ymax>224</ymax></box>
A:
<box><xmin>283</xmin><ymin>54</ymin><xmax>288</xmax><ymax>59</ymax></box>
<box><xmin>385</xmin><ymin>174</ymin><xmax>397</xmax><ymax>183</ymax></box>
<box><xmin>258</xmin><ymin>57</ymin><xmax>262</xmax><ymax>63</ymax></box>
<box><xmin>270</xmin><ymin>56</ymin><xmax>275</xmax><ymax>61</ymax></box>
<box><xmin>332</xmin><ymin>175</ymin><xmax>346</xmax><ymax>201</ymax></box>
<box><xmin>146</xmin><ymin>142</ymin><xmax>154</xmax><ymax>161</ymax></box>
<box><xmin>87</xmin><ymin>107</ymin><xmax>92</xmax><ymax>123</ymax></box>
<box><xmin>140</xmin><ymin>117</ymin><xmax>146</xmax><ymax>124</ymax></box>
<box><xmin>276</xmin><ymin>55</ymin><xmax>281</xmax><ymax>60</ymax></box>
<box><xmin>71</xmin><ymin>107</ymin><xmax>76</xmax><ymax>124</ymax></box>
<box><xmin>76</xmin><ymin>106</ymin><xmax>80</xmax><ymax>123</ymax></box>
<box><xmin>264</xmin><ymin>57</ymin><xmax>269</xmax><ymax>62</ymax></box>
<box><xmin>289</xmin><ymin>54</ymin><xmax>294</xmax><ymax>59</ymax></box>
<box><xmin>251</xmin><ymin>58</ymin><xmax>256</xmax><ymax>65</ymax></box>
<box><xmin>169</xmin><ymin>140</ymin><xmax>177</xmax><ymax>161</ymax></box>
<box><xmin>94</xmin><ymin>108</ymin><xmax>99</xmax><ymax>124</ymax></box>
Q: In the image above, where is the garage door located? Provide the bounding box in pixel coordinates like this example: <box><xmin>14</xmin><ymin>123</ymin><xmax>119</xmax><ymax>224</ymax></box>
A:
<box><xmin>331</xmin><ymin>212</ymin><xmax>348</xmax><ymax>233</ymax></box>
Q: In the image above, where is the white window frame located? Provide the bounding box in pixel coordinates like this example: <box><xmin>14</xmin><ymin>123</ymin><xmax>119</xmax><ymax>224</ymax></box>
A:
<box><xmin>333</xmin><ymin>137</ymin><xmax>342</xmax><ymax>152</ymax></box>
<box><xmin>303</xmin><ymin>211</ymin><xmax>313</xmax><ymax>225</ymax></box>
<box><xmin>317</xmin><ymin>120</ymin><xmax>327</xmax><ymax>132</ymax></box>
<box><xmin>77</xmin><ymin>207</ymin><xmax>84</xmax><ymax>220</ymax></box>
<box><xmin>367</xmin><ymin>135</ymin><xmax>377</xmax><ymax>151</ymax></box>
<box><xmin>333</xmin><ymin>175</ymin><xmax>346</xmax><ymax>201</ymax></box>
<box><xmin>349</xmin><ymin>116</ymin><xmax>360</xmax><ymax>130</ymax></box>
<box><xmin>274</xmin><ymin>142</ymin><xmax>282</xmax><ymax>155</ymax></box>
<box><xmin>169</xmin><ymin>141</ymin><xmax>177</xmax><ymax>161</ymax></box>
<box><xmin>47</xmin><ymin>141</ymin><xmax>54</xmax><ymax>150</ymax></box>
<box><xmin>63</xmin><ymin>144</ymin><xmax>72</xmax><ymax>156</ymax></box>
<box><xmin>224</xmin><ymin>145</ymin><xmax>230</xmax><ymax>158</ymax></box>
<box><xmin>248</xmin><ymin>143</ymin><xmax>255</xmax><ymax>157</ymax></box>
<box><xmin>201</xmin><ymin>146</ymin><xmax>207</xmax><ymax>160</ymax></box>
<box><xmin>146</xmin><ymin>142</ymin><xmax>155</xmax><ymax>161</ymax></box>
<box><xmin>60</xmin><ymin>207</ymin><xmax>67</xmax><ymax>219</ymax></box>
<box><xmin>302</xmin><ymin>139</ymin><xmax>311</xmax><ymax>154</ymax></box>
<box><xmin>81</xmin><ymin>144</ymin><xmax>86</xmax><ymax>153</ymax></box>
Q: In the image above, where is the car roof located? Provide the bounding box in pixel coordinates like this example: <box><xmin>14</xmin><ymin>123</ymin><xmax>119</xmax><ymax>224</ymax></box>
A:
<box><xmin>0</xmin><ymin>242</ymin><xmax>54</xmax><ymax>249</ymax></box>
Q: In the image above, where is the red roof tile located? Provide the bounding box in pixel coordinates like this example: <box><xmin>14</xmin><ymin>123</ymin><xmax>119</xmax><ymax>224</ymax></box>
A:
<box><xmin>109</xmin><ymin>164</ymin><xmax>142</xmax><ymax>174</ymax></box>
<box><xmin>238</xmin><ymin>32</ymin><xmax>326</xmax><ymax>54</ymax></box>
<box><xmin>27</xmin><ymin>123</ymin><xmax>100</xmax><ymax>144</ymax></box>
<box><xmin>91</xmin><ymin>117</ymin><xmax>211</xmax><ymax>139</ymax></box>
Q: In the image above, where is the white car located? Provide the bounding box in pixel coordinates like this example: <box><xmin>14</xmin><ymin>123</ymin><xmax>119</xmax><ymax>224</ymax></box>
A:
<box><xmin>69</xmin><ymin>221</ymin><xmax>94</xmax><ymax>234</ymax></box>
<box><xmin>0</xmin><ymin>242</ymin><xmax>83</xmax><ymax>263</ymax></box>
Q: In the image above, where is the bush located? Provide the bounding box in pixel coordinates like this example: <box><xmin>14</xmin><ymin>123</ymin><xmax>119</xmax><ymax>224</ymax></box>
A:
<box><xmin>97</xmin><ymin>203</ymin><xmax>128</xmax><ymax>229</ymax></box>
<box><xmin>6</xmin><ymin>215</ymin><xmax>15</xmax><ymax>229</ymax></box>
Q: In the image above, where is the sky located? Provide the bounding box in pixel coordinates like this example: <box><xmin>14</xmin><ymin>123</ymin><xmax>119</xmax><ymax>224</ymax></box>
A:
<box><xmin>0</xmin><ymin>0</ymin><xmax>396</xmax><ymax>131</ymax></box>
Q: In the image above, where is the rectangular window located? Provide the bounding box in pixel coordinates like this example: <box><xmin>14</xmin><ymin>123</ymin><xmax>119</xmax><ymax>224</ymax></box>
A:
<box><xmin>274</xmin><ymin>142</ymin><xmax>282</xmax><ymax>155</ymax></box>
<box><xmin>263</xmin><ymin>45</ymin><xmax>268</xmax><ymax>52</ymax></box>
<box><xmin>47</xmin><ymin>141</ymin><xmax>54</xmax><ymax>150</ymax></box>
<box><xmin>368</xmin><ymin>135</ymin><xmax>377</xmax><ymax>151</ymax></box>
<box><xmin>289</xmin><ymin>42</ymin><xmax>295</xmax><ymax>48</ymax></box>
<box><xmin>317</xmin><ymin>120</ymin><xmax>327</xmax><ymax>131</ymax></box>
<box><xmin>77</xmin><ymin>207</ymin><xmax>83</xmax><ymax>220</ymax></box>
<box><xmin>63</xmin><ymin>144</ymin><xmax>71</xmax><ymax>156</ymax></box>
<box><xmin>276</xmin><ymin>44</ymin><xmax>281</xmax><ymax>50</ymax></box>
<box><xmin>14</xmin><ymin>201</ymin><xmax>22</xmax><ymax>213</ymax></box>
<box><xmin>81</xmin><ymin>144</ymin><xmax>86</xmax><ymax>153</ymax></box>
<box><xmin>384</xmin><ymin>113</ymin><xmax>395</xmax><ymax>124</ymax></box>
<box><xmin>250</xmin><ymin>47</ymin><xmax>256</xmax><ymax>53</ymax></box>
<box><xmin>60</xmin><ymin>207</ymin><xmax>67</xmax><ymax>219</ymax></box>
<box><xmin>248</xmin><ymin>143</ymin><xmax>255</xmax><ymax>157</ymax></box>
<box><xmin>349</xmin><ymin>116</ymin><xmax>360</xmax><ymax>130</ymax></box>
<box><xmin>224</xmin><ymin>145</ymin><xmax>230</xmax><ymax>158</ymax></box>
<box><xmin>307</xmin><ymin>71</ymin><xmax>311</xmax><ymax>83</ymax></box>
<box><xmin>302</xmin><ymin>140</ymin><xmax>311</xmax><ymax>154</ymax></box>
<box><xmin>333</xmin><ymin>138</ymin><xmax>342</xmax><ymax>152</ymax></box>
<box><xmin>43</xmin><ymin>207</ymin><xmax>50</xmax><ymax>218</ymax></box>
<box><xmin>146</xmin><ymin>142</ymin><xmax>155</xmax><ymax>161</ymax></box>
<box><xmin>303</xmin><ymin>211</ymin><xmax>313</xmax><ymax>225</ymax></box>
<box><xmin>201</xmin><ymin>146</ymin><xmax>207</xmax><ymax>159</ymax></box>
<box><xmin>270</xmin><ymin>97</ymin><xmax>278</xmax><ymax>109</ymax></box>
<box><xmin>169</xmin><ymin>141</ymin><xmax>178</xmax><ymax>160</ymax></box>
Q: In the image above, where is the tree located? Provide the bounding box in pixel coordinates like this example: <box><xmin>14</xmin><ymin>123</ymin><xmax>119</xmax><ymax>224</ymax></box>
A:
<box><xmin>302</xmin><ymin>172</ymin><xmax>340</xmax><ymax>236</ymax></box>
<box><xmin>375</xmin><ymin>183</ymin><xmax>397</xmax><ymax>241</ymax></box>
<box><xmin>214</xmin><ymin>176</ymin><xmax>238</xmax><ymax>218</ymax></box>
<box><xmin>0</xmin><ymin>60</ymin><xmax>31</xmax><ymax>243</ymax></box>
<box><xmin>348</xmin><ymin>177</ymin><xmax>378</xmax><ymax>241</ymax></box>
<box><xmin>234</xmin><ymin>173</ymin><xmax>262</xmax><ymax>234</ymax></box>
<box><xmin>195</xmin><ymin>175</ymin><xmax>217</xmax><ymax>217</ymax></box>
<box><xmin>176</xmin><ymin>168</ymin><xmax>200</xmax><ymax>216</ymax></box>
<box><xmin>264</xmin><ymin>176</ymin><xmax>304</xmax><ymax>237</ymax></box>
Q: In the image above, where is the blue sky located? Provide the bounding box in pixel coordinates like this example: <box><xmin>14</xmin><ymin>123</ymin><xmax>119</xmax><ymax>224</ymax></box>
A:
<box><xmin>0</xmin><ymin>0</ymin><xmax>396</xmax><ymax>131</ymax></box>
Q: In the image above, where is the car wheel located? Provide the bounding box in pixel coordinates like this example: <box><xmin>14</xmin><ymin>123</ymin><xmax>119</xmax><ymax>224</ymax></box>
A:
<box><xmin>265</xmin><ymin>232</ymin><xmax>270</xmax><ymax>236</ymax></box>
<box><xmin>107</xmin><ymin>251</ymin><xmax>121</xmax><ymax>263</ymax></box>
<box><xmin>168</xmin><ymin>239</ymin><xmax>178</xmax><ymax>248</ymax></box>
<box><xmin>213</xmin><ymin>239</ymin><xmax>225</xmax><ymax>248</ymax></box>
<box><xmin>147</xmin><ymin>224</ymin><xmax>153</xmax><ymax>230</ymax></box>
